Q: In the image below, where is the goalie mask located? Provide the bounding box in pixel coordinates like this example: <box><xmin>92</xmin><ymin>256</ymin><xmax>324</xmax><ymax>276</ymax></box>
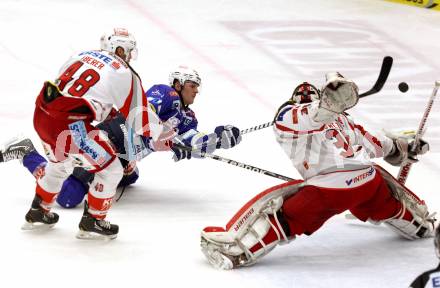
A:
<box><xmin>100</xmin><ymin>28</ymin><xmax>138</xmax><ymax>62</ymax></box>
<box><xmin>291</xmin><ymin>82</ymin><xmax>320</xmax><ymax>104</ymax></box>
<box><xmin>169</xmin><ymin>65</ymin><xmax>202</xmax><ymax>87</ymax></box>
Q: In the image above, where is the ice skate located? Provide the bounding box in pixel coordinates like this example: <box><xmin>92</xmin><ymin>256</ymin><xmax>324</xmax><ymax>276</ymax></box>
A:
<box><xmin>0</xmin><ymin>136</ymin><xmax>35</xmax><ymax>163</ymax></box>
<box><xmin>76</xmin><ymin>201</ymin><xmax>119</xmax><ymax>240</ymax></box>
<box><xmin>22</xmin><ymin>194</ymin><xmax>59</xmax><ymax>230</ymax></box>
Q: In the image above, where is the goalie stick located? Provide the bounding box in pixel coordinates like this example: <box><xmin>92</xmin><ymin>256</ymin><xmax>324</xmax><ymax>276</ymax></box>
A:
<box><xmin>397</xmin><ymin>80</ymin><xmax>440</xmax><ymax>184</ymax></box>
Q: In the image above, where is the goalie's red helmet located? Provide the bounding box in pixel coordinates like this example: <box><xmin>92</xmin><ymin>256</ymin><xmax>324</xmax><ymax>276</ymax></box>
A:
<box><xmin>435</xmin><ymin>225</ymin><xmax>440</xmax><ymax>259</ymax></box>
<box><xmin>291</xmin><ymin>82</ymin><xmax>320</xmax><ymax>104</ymax></box>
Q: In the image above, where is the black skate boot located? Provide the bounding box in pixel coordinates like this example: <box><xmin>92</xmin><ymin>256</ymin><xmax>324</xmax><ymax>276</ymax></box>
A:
<box><xmin>76</xmin><ymin>201</ymin><xmax>119</xmax><ymax>240</ymax></box>
<box><xmin>22</xmin><ymin>194</ymin><xmax>59</xmax><ymax>230</ymax></box>
<box><xmin>0</xmin><ymin>136</ymin><xmax>35</xmax><ymax>163</ymax></box>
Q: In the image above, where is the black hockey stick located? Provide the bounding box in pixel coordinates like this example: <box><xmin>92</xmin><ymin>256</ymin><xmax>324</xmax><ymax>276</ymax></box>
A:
<box><xmin>204</xmin><ymin>154</ymin><xmax>295</xmax><ymax>182</ymax></box>
<box><xmin>359</xmin><ymin>56</ymin><xmax>393</xmax><ymax>98</ymax></box>
<box><xmin>172</xmin><ymin>143</ymin><xmax>295</xmax><ymax>181</ymax></box>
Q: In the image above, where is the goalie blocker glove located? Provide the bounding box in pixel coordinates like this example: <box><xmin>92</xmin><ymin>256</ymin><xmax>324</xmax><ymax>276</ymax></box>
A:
<box><xmin>384</xmin><ymin>131</ymin><xmax>429</xmax><ymax>166</ymax></box>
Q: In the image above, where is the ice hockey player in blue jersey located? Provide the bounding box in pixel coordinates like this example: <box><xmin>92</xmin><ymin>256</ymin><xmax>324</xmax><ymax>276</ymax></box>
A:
<box><xmin>0</xmin><ymin>65</ymin><xmax>241</xmax><ymax>208</ymax></box>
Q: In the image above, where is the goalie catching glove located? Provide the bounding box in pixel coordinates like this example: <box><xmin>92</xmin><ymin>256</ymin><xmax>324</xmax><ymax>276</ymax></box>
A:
<box><xmin>172</xmin><ymin>125</ymin><xmax>242</xmax><ymax>161</ymax></box>
<box><xmin>313</xmin><ymin>72</ymin><xmax>359</xmax><ymax>123</ymax></box>
<box><xmin>384</xmin><ymin>130</ymin><xmax>429</xmax><ymax>166</ymax></box>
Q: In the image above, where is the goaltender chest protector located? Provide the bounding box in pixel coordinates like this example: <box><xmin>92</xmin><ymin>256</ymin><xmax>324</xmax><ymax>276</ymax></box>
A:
<box><xmin>323</xmin><ymin>114</ymin><xmax>358</xmax><ymax>158</ymax></box>
<box><xmin>274</xmin><ymin>103</ymin><xmax>375</xmax><ymax>183</ymax></box>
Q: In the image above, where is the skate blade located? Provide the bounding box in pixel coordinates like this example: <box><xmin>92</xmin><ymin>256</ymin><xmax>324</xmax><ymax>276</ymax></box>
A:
<box><xmin>21</xmin><ymin>221</ymin><xmax>55</xmax><ymax>231</ymax></box>
<box><xmin>76</xmin><ymin>229</ymin><xmax>117</xmax><ymax>241</ymax></box>
<box><xmin>201</xmin><ymin>239</ymin><xmax>234</xmax><ymax>270</ymax></box>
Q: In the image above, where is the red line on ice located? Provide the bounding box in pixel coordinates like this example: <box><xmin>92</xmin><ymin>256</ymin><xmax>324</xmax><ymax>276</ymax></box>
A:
<box><xmin>125</xmin><ymin>0</ymin><xmax>273</xmax><ymax>110</ymax></box>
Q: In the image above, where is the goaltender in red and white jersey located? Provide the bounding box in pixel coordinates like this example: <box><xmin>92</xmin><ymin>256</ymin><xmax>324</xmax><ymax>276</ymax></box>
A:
<box><xmin>274</xmin><ymin>94</ymin><xmax>394</xmax><ymax>188</ymax></box>
<box><xmin>200</xmin><ymin>73</ymin><xmax>436</xmax><ymax>270</ymax></box>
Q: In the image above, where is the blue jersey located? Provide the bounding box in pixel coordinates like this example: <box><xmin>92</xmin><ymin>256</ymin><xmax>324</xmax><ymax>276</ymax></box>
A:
<box><xmin>145</xmin><ymin>84</ymin><xmax>200</xmax><ymax>146</ymax></box>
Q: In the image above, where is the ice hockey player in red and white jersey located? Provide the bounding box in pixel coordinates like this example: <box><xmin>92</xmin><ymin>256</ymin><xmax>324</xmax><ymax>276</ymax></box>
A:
<box><xmin>23</xmin><ymin>28</ymin><xmax>161</xmax><ymax>240</ymax></box>
<box><xmin>200</xmin><ymin>72</ymin><xmax>436</xmax><ymax>269</ymax></box>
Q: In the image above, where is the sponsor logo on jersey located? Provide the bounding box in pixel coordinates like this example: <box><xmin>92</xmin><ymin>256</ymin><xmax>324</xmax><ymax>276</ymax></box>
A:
<box><xmin>169</xmin><ymin>91</ymin><xmax>179</xmax><ymax>97</ymax></box>
<box><xmin>78</xmin><ymin>50</ymin><xmax>127</xmax><ymax>69</ymax></box>
<box><xmin>79</xmin><ymin>51</ymin><xmax>113</xmax><ymax>64</ymax></box>
<box><xmin>111</xmin><ymin>61</ymin><xmax>121</xmax><ymax>70</ymax></box>
<box><xmin>68</xmin><ymin>121</ymin><xmax>111</xmax><ymax>167</ymax></box>
<box><xmin>150</xmin><ymin>89</ymin><xmax>164</xmax><ymax>97</ymax></box>
<box><xmin>345</xmin><ymin>167</ymin><xmax>374</xmax><ymax>186</ymax></box>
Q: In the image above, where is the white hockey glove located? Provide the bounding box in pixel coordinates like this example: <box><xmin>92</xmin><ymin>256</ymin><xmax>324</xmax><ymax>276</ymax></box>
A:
<box><xmin>320</xmin><ymin>72</ymin><xmax>359</xmax><ymax>114</ymax></box>
<box><xmin>384</xmin><ymin>130</ymin><xmax>429</xmax><ymax>166</ymax></box>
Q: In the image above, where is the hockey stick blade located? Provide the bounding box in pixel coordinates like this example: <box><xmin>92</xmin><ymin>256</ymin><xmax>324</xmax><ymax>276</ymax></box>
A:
<box><xmin>359</xmin><ymin>56</ymin><xmax>393</xmax><ymax>98</ymax></box>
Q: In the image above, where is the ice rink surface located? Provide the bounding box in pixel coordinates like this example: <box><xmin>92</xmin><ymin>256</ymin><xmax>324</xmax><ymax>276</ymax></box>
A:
<box><xmin>0</xmin><ymin>0</ymin><xmax>439</xmax><ymax>287</ymax></box>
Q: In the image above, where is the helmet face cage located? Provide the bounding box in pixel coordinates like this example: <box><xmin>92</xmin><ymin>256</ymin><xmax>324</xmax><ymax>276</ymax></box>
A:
<box><xmin>168</xmin><ymin>66</ymin><xmax>202</xmax><ymax>88</ymax></box>
<box><xmin>100</xmin><ymin>28</ymin><xmax>137</xmax><ymax>61</ymax></box>
<box><xmin>291</xmin><ymin>82</ymin><xmax>320</xmax><ymax>104</ymax></box>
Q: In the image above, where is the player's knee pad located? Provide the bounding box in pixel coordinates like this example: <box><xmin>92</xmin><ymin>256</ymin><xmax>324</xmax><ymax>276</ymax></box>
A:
<box><xmin>201</xmin><ymin>180</ymin><xmax>303</xmax><ymax>269</ymax></box>
<box><xmin>37</xmin><ymin>161</ymin><xmax>70</xmax><ymax>193</ymax></box>
<box><xmin>375</xmin><ymin>165</ymin><xmax>436</xmax><ymax>240</ymax></box>
<box><xmin>56</xmin><ymin>175</ymin><xmax>88</xmax><ymax>208</ymax></box>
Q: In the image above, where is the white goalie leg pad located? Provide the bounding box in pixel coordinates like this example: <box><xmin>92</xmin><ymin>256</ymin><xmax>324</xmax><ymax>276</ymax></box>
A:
<box><xmin>375</xmin><ymin>165</ymin><xmax>436</xmax><ymax>240</ymax></box>
<box><xmin>201</xmin><ymin>180</ymin><xmax>302</xmax><ymax>269</ymax></box>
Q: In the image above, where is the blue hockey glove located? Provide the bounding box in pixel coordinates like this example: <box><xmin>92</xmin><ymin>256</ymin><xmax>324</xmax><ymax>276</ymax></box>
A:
<box><xmin>214</xmin><ymin>125</ymin><xmax>242</xmax><ymax>149</ymax></box>
<box><xmin>171</xmin><ymin>133</ymin><xmax>218</xmax><ymax>162</ymax></box>
<box><xmin>171</xmin><ymin>143</ymin><xmax>192</xmax><ymax>162</ymax></box>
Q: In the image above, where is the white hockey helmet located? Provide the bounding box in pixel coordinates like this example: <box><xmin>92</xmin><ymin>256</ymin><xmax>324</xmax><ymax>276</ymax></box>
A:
<box><xmin>169</xmin><ymin>65</ymin><xmax>202</xmax><ymax>87</ymax></box>
<box><xmin>291</xmin><ymin>82</ymin><xmax>320</xmax><ymax>104</ymax></box>
<box><xmin>100</xmin><ymin>28</ymin><xmax>137</xmax><ymax>61</ymax></box>
<box><xmin>435</xmin><ymin>225</ymin><xmax>440</xmax><ymax>259</ymax></box>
